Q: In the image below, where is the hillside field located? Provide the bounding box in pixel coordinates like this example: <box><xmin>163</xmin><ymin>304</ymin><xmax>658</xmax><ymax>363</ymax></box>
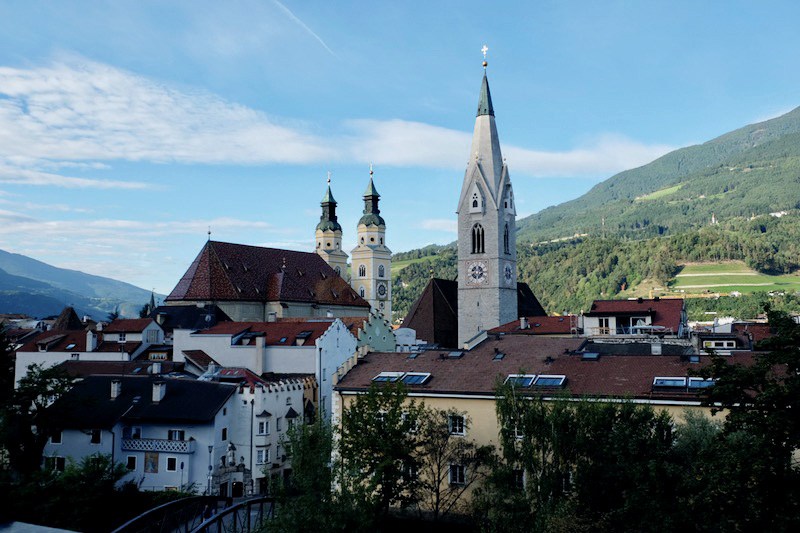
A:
<box><xmin>671</xmin><ymin>262</ymin><xmax>800</xmax><ymax>295</ymax></box>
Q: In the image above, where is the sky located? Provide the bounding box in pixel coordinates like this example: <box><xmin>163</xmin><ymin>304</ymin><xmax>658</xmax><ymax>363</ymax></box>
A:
<box><xmin>1</xmin><ymin>0</ymin><xmax>799</xmax><ymax>295</ymax></box>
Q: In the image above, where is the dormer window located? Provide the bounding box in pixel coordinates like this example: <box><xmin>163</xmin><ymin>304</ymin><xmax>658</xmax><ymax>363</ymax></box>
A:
<box><xmin>118</xmin><ymin>333</ymin><xmax>126</xmax><ymax>343</ymax></box>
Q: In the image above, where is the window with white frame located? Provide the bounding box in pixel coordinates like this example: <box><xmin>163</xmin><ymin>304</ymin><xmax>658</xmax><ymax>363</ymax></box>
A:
<box><xmin>448</xmin><ymin>415</ymin><xmax>465</xmax><ymax>436</ymax></box>
<box><xmin>449</xmin><ymin>464</ymin><xmax>466</xmax><ymax>485</ymax></box>
<box><xmin>118</xmin><ymin>333</ymin><xmax>127</xmax><ymax>343</ymax></box>
<box><xmin>512</xmin><ymin>469</ymin><xmax>525</xmax><ymax>489</ymax></box>
<box><xmin>276</xmin><ymin>418</ymin><xmax>282</xmax><ymax>432</ymax></box>
<box><xmin>146</xmin><ymin>330</ymin><xmax>159</xmax><ymax>344</ymax></box>
<box><xmin>286</xmin><ymin>397</ymin><xmax>292</xmax><ymax>405</ymax></box>
<box><xmin>258</xmin><ymin>421</ymin><xmax>270</xmax><ymax>435</ymax></box>
<box><xmin>257</xmin><ymin>449</ymin><xmax>269</xmax><ymax>464</ymax></box>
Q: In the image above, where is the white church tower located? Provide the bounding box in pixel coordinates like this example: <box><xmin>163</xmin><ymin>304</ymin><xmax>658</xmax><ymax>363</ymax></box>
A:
<box><xmin>351</xmin><ymin>166</ymin><xmax>392</xmax><ymax>320</ymax></box>
<box><xmin>315</xmin><ymin>174</ymin><xmax>348</xmax><ymax>276</ymax></box>
<box><xmin>457</xmin><ymin>52</ymin><xmax>518</xmax><ymax>345</ymax></box>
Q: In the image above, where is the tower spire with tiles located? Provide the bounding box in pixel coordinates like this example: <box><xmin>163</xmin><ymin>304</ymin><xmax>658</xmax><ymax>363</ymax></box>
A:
<box><xmin>315</xmin><ymin>171</ymin><xmax>348</xmax><ymax>276</ymax></box>
<box><xmin>456</xmin><ymin>46</ymin><xmax>518</xmax><ymax>345</ymax></box>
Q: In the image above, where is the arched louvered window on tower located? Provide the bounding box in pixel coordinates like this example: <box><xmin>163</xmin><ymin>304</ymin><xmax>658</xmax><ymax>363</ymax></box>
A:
<box><xmin>358</xmin><ymin>264</ymin><xmax>366</xmax><ymax>277</ymax></box>
<box><xmin>504</xmin><ymin>223</ymin><xmax>510</xmax><ymax>254</ymax></box>
<box><xmin>471</xmin><ymin>223</ymin><xmax>485</xmax><ymax>254</ymax></box>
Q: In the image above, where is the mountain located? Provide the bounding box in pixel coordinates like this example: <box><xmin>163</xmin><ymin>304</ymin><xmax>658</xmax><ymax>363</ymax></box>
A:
<box><xmin>0</xmin><ymin>249</ymin><xmax>158</xmax><ymax>319</ymax></box>
<box><xmin>517</xmin><ymin>106</ymin><xmax>800</xmax><ymax>242</ymax></box>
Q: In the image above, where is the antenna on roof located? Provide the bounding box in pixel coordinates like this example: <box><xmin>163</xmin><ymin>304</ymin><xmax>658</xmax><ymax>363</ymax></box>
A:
<box><xmin>207</xmin><ymin>226</ymin><xmax>211</xmax><ymax>242</ymax></box>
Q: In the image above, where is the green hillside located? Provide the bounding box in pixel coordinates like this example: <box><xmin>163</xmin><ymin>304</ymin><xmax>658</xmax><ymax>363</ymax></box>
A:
<box><xmin>517</xmin><ymin>107</ymin><xmax>800</xmax><ymax>242</ymax></box>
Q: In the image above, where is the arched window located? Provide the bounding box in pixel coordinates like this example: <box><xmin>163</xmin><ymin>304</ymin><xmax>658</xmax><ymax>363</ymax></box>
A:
<box><xmin>471</xmin><ymin>223</ymin><xmax>485</xmax><ymax>254</ymax></box>
<box><xmin>378</xmin><ymin>265</ymin><xmax>385</xmax><ymax>278</ymax></box>
<box><xmin>472</xmin><ymin>193</ymin><xmax>479</xmax><ymax>208</ymax></box>
<box><xmin>359</xmin><ymin>286</ymin><xmax>365</xmax><ymax>298</ymax></box>
<box><xmin>358</xmin><ymin>264</ymin><xmax>366</xmax><ymax>277</ymax></box>
<box><xmin>504</xmin><ymin>223</ymin><xmax>510</xmax><ymax>254</ymax></box>
<box><xmin>334</xmin><ymin>266</ymin><xmax>341</xmax><ymax>275</ymax></box>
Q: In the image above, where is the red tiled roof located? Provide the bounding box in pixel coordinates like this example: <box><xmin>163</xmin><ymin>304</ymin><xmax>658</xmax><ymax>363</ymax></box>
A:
<box><xmin>586</xmin><ymin>298</ymin><xmax>684</xmax><ymax>332</ymax></box>
<box><xmin>732</xmin><ymin>323</ymin><xmax>774</xmax><ymax>343</ymax></box>
<box><xmin>103</xmin><ymin>318</ymin><xmax>154</xmax><ymax>333</ymax></box>
<box><xmin>490</xmin><ymin>316</ymin><xmax>575</xmax><ymax>335</ymax></box>
<box><xmin>18</xmin><ymin>330</ymin><xmax>87</xmax><ymax>353</ymax></box>
<box><xmin>183</xmin><ymin>349</ymin><xmax>218</xmax><ymax>369</ymax></box>
<box><xmin>335</xmin><ymin>335</ymin><xmax>754</xmax><ymax>402</ymax></box>
<box><xmin>165</xmin><ymin>241</ymin><xmax>370</xmax><ymax>308</ymax></box>
<box><xmin>94</xmin><ymin>341</ymin><xmax>143</xmax><ymax>354</ymax></box>
<box><xmin>194</xmin><ymin>319</ymin><xmax>354</xmax><ymax>346</ymax></box>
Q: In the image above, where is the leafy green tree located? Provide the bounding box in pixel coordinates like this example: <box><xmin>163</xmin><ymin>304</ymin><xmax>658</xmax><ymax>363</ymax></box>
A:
<box><xmin>413</xmin><ymin>407</ymin><xmax>494</xmax><ymax>522</ymax></box>
<box><xmin>0</xmin><ymin>363</ymin><xmax>74</xmax><ymax>478</ymax></box>
<box><xmin>339</xmin><ymin>382</ymin><xmax>422</xmax><ymax>521</ymax></box>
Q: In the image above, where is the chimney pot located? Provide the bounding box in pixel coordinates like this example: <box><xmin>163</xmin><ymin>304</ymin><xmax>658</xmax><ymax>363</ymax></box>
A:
<box><xmin>111</xmin><ymin>379</ymin><xmax>121</xmax><ymax>399</ymax></box>
<box><xmin>519</xmin><ymin>317</ymin><xmax>528</xmax><ymax>330</ymax></box>
<box><xmin>152</xmin><ymin>381</ymin><xmax>166</xmax><ymax>403</ymax></box>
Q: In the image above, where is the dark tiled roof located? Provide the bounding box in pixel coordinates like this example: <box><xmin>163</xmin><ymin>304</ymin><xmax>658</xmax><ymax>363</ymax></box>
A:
<box><xmin>401</xmin><ymin>278</ymin><xmax>547</xmax><ymax>349</ymax></box>
<box><xmin>150</xmin><ymin>305</ymin><xmax>231</xmax><ymax>332</ymax></box>
<box><xmin>52</xmin><ymin>307</ymin><xmax>85</xmax><ymax>331</ymax></box>
<box><xmin>490</xmin><ymin>316</ymin><xmax>574</xmax><ymax>335</ymax></box>
<box><xmin>194</xmin><ymin>320</ymin><xmax>341</xmax><ymax>346</ymax></box>
<box><xmin>183</xmin><ymin>350</ymin><xmax>218</xmax><ymax>370</ymax></box>
<box><xmin>94</xmin><ymin>341</ymin><xmax>143</xmax><ymax>354</ymax></box>
<box><xmin>18</xmin><ymin>330</ymin><xmax>87</xmax><ymax>352</ymax></box>
<box><xmin>586</xmin><ymin>298</ymin><xmax>684</xmax><ymax>332</ymax></box>
<box><xmin>732</xmin><ymin>322</ymin><xmax>774</xmax><ymax>343</ymax></box>
<box><xmin>335</xmin><ymin>335</ymin><xmax>754</xmax><ymax>402</ymax></box>
<box><xmin>48</xmin><ymin>375</ymin><xmax>236</xmax><ymax>429</ymax></box>
<box><xmin>57</xmin><ymin>360</ymin><xmax>183</xmax><ymax>377</ymax></box>
<box><xmin>103</xmin><ymin>318</ymin><xmax>154</xmax><ymax>333</ymax></box>
<box><xmin>165</xmin><ymin>241</ymin><xmax>369</xmax><ymax>308</ymax></box>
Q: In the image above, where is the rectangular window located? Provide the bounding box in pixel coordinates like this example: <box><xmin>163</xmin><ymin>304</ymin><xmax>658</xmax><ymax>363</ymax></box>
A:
<box><xmin>258</xmin><ymin>421</ymin><xmax>269</xmax><ymax>435</ymax></box>
<box><xmin>286</xmin><ymin>397</ymin><xmax>292</xmax><ymax>405</ymax></box>
<box><xmin>653</xmin><ymin>377</ymin><xmax>687</xmax><ymax>388</ymax></box>
<box><xmin>372</xmin><ymin>371</ymin><xmax>403</xmax><ymax>383</ymax></box>
<box><xmin>50</xmin><ymin>430</ymin><xmax>62</xmax><ymax>444</ymax></box>
<box><xmin>90</xmin><ymin>429</ymin><xmax>102</xmax><ymax>444</ymax></box>
<box><xmin>449</xmin><ymin>464</ymin><xmax>466</xmax><ymax>486</ymax></box>
<box><xmin>688</xmin><ymin>377</ymin><xmax>716</xmax><ymax>389</ymax></box>
<box><xmin>276</xmin><ymin>418</ymin><xmax>282</xmax><ymax>432</ymax></box>
<box><xmin>404</xmin><ymin>462</ymin><xmax>418</xmax><ymax>481</ymax></box>
<box><xmin>221</xmin><ymin>427</ymin><xmax>227</xmax><ymax>441</ymax></box>
<box><xmin>146</xmin><ymin>330</ymin><xmax>159</xmax><ymax>343</ymax></box>
<box><xmin>126</xmin><ymin>456</ymin><xmax>137</xmax><ymax>471</ymax></box>
<box><xmin>448</xmin><ymin>415</ymin><xmax>465</xmax><ymax>436</ymax></box>
<box><xmin>130</xmin><ymin>426</ymin><xmax>142</xmax><ymax>439</ymax></box>
<box><xmin>287</xmin><ymin>418</ymin><xmax>295</xmax><ymax>430</ymax></box>
<box><xmin>118</xmin><ymin>333</ymin><xmax>127</xmax><ymax>343</ymax></box>
<box><xmin>598</xmin><ymin>318</ymin><xmax>610</xmax><ymax>335</ymax></box>
<box><xmin>166</xmin><ymin>457</ymin><xmax>177</xmax><ymax>472</ymax></box>
<box><xmin>533</xmin><ymin>375</ymin><xmax>566</xmax><ymax>387</ymax></box>
<box><xmin>257</xmin><ymin>449</ymin><xmax>268</xmax><ymax>464</ymax></box>
<box><xmin>45</xmin><ymin>456</ymin><xmax>66</xmax><ymax>472</ymax></box>
<box><xmin>168</xmin><ymin>429</ymin><xmax>185</xmax><ymax>441</ymax></box>
<box><xmin>401</xmin><ymin>372</ymin><xmax>431</xmax><ymax>385</ymax></box>
<box><xmin>505</xmin><ymin>374</ymin><xmax>535</xmax><ymax>387</ymax></box>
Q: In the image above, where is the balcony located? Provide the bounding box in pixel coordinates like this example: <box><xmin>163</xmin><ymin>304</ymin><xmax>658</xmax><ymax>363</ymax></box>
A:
<box><xmin>121</xmin><ymin>438</ymin><xmax>195</xmax><ymax>454</ymax></box>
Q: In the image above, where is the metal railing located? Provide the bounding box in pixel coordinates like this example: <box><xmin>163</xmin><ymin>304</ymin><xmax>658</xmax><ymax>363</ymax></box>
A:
<box><xmin>190</xmin><ymin>496</ymin><xmax>276</xmax><ymax>533</ymax></box>
<box><xmin>122</xmin><ymin>438</ymin><xmax>195</xmax><ymax>453</ymax></box>
<box><xmin>112</xmin><ymin>495</ymin><xmax>230</xmax><ymax>533</ymax></box>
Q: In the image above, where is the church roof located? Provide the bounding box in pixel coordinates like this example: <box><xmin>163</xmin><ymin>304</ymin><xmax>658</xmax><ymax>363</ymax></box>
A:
<box><xmin>51</xmin><ymin>306</ymin><xmax>85</xmax><ymax>331</ymax></box>
<box><xmin>166</xmin><ymin>241</ymin><xmax>369</xmax><ymax>309</ymax></box>
<box><xmin>321</xmin><ymin>185</ymin><xmax>336</xmax><ymax>204</ymax></box>
<box><xmin>363</xmin><ymin>177</ymin><xmax>380</xmax><ymax>198</ymax></box>
<box><xmin>477</xmin><ymin>72</ymin><xmax>494</xmax><ymax>117</ymax></box>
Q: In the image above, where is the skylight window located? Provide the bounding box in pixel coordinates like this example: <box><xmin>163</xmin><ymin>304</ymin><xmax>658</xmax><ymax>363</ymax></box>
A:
<box><xmin>65</xmin><ymin>343</ymin><xmax>76</xmax><ymax>350</ymax></box>
<box><xmin>581</xmin><ymin>352</ymin><xmax>600</xmax><ymax>361</ymax></box>
<box><xmin>533</xmin><ymin>375</ymin><xmax>566</xmax><ymax>387</ymax></box>
<box><xmin>505</xmin><ymin>374</ymin><xmax>536</xmax><ymax>387</ymax></box>
<box><xmin>688</xmin><ymin>377</ymin><xmax>716</xmax><ymax>389</ymax></box>
<box><xmin>653</xmin><ymin>377</ymin><xmax>687</xmax><ymax>388</ymax></box>
<box><xmin>401</xmin><ymin>372</ymin><xmax>430</xmax><ymax>385</ymax></box>
<box><xmin>447</xmin><ymin>351</ymin><xmax>464</xmax><ymax>359</ymax></box>
<box><xmin>372</xmin><ymin>372</ymin><xmax>404</xmax><ymax>383</ymax></box>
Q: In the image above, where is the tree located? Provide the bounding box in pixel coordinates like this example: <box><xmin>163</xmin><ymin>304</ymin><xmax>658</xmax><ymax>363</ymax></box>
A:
<box><xmin>413</xmin><ymin>407</ymin><xmax>494</xmax><ymax>522</ymax></box>
<box><xmin>0</xmin><ymin>363</ymin><xmax>74</xmax><ymax>477</ymax></box>
<box><xmin>0</xmin><ymin>328</ymin><xmax>13</xmax><ymax>406</ymax></box>
<box><xmin>339</xmin><ymin>382</ymin><xmax>422</xmax><ymax>521</ymax></box>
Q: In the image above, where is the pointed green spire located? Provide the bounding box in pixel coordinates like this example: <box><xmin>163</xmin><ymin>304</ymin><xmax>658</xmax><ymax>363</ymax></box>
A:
<box><xmin>321</xmin><ymin>185</ymin><xmax>336</xmax><ymax>204</ymax></box>
<box><xmin>477</xmin><ymin>72</ymin><xmax>494</xmax><ymax>117</ymax></box>
<box><xmin>363</xmin><ymin>177</ymin><xmax>379</xmax><ymax>198</ymax></box>
<box><xmin>359</xmin><ymin>165</ymin><xmax>385</xmax><ymax>226</ymax></box>
<box><xmin>317</xmin><ymin>173</ymin><xmax>342</xmax><ymax>232</ymax></box>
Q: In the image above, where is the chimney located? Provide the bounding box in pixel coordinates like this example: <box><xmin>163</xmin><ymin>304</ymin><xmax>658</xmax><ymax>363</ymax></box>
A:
<box><xmin>326</xmin><ymin>309</ymin><xmax>333</xmax><ymax>318</ymax></box>
<box><xmin>151</xmin><ymin>362</ymin><xmax>162</xmax><ymax>374</ymax></box>
<box><xmin>156</xmin><ymin>312</ymin><xmax>167</xmax><ymax>325</ymax></box>
<box><xmin>110</xmin><ymin>379</ymin><xmax>121</xmax><ymax>399</ymax></box>
<box><xmin>519</xmin><ymin>317</ymin><xmax>528</xmax><ymax>330</ymax></box>
<box><xmin>86</xmin><ymin>330</ymin><xmax>98</xmax><ymax>351</ymax></box>
<box><xmin>97</xmin><ymin>322</ymin><xmax>104</xmax><ymax>332</ymax></box>
<box><xmin>152</xmin><ymin>381</ymin><xmax>166</xmax><ymax>403</ymax></box>
<box><xmin>267</xmin><ymin>312</ymin><xmax>277</xmax><ymax>323</ymax></box>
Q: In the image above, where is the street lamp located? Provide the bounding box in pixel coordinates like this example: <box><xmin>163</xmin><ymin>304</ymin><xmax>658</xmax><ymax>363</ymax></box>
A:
<box><xmin>207</xmin><ymin>445</ymin><xmax>213</xmax><ymax>495</ymax></box>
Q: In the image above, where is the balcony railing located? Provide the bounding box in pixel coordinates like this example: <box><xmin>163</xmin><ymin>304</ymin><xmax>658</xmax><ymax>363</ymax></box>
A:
<box><xmin>121</xmin><ymin>438</ymin><xmax>194</xmax><ymax>453</ymax></box>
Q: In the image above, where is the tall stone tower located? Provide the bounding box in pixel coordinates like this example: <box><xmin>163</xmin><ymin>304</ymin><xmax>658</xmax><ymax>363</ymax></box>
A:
<box><xmin>457</xmin><ymin>60</ymin><xmax>517</xmax><ymax>345</ymax></box>
<box><xmin>315</xmin><ymin>175</ymin><xmax>348</xmax><ymax>276</ymax></box>
<box><xmin>350</xmin><ymin>166</ymin><xmax>392</xmax><ymax>320</ymax></box>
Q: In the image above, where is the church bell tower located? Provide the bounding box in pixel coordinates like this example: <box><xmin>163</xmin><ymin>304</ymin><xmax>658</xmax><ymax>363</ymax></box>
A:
<box><xmin>457</xmin><ymin>51</ymin><xmax>517</xmax><ymax>345</ymax></box>
<box><xmin>350</xmin><ymin>166</ymin><xmax>392</xmax><ymax>320</ymax></box>
<box><xmin>315</xmin><ymin>173</ymin><xmax>348</xmax><ymax>276</ymax></box>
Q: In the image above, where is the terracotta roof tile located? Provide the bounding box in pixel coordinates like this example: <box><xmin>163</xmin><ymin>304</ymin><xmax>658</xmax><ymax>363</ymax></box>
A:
<box><xmin>194</xmin><ymin>319</ymin><xmax>349</xmax><ymax>346</ymax></box>
<box><xmin>490</xmin><ymin>316</ymin><xmax>575</xmax><ymax>335</ymax></box>
<box><xmin>586</xmin><ymin>298</ymin><xmax>684</xmax><ymax>332</ymax></box>
<box><xmin>18</xmin><ymin>330</ymin><xmax>87</xmax><ymax>352</ymax></box>
<box><xmin>103</xmin><ymin>318</ymin><xmax>154</xmax><ymax>333</ymax></box>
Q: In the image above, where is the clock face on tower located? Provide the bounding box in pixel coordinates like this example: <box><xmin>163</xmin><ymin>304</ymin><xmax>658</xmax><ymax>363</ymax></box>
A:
<box><xmin>376</xmin><ymin>281</ymin><xmax>388</xmax><ymax>299</ymax></box>
<box><xmin>466</xmin><ymin>261</ymin><xmax>488</xmax><ymax>285</ymax></box>
<box><xmin>504</xmin><ymin>263</ymin><xmax>514</xmax><ymax>286</ymax></box>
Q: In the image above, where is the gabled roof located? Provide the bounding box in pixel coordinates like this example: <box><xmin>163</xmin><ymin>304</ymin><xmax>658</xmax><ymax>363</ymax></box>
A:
<box><xmin>52</xmin><ymin>306</ymin><xmax>85</xmax><ymax>331</ymax></box>
<box><xmin>165</xmin><ymin>241</ymin><xmax>369</xmax><ymax>308</ymax></box>
<box><xmin>183</xmin><ymin>349</ymin><xmax>219</xmax><ymax>371</ymax></box>
<box><xmin>56</xmin><ymin>360</ymin><xmax>183</xmax><ymax>377</ymax></box>
<box><xmin>48</xmin><ymin>375</ymin><xmax>236</xmax><ymax>428</ymax></box>
<box><xmin>585</xmin><ymin>298</ymin><xmax>684</xmax><ymax>332</ymax></box>
<box><xmin>193</xmin><ymin>319</ymin><xmax>353</xmax><ymax>346</ymax></box>
<box><xmin>18</xmin><ymin>330</ymin><xmax>87</xmax><ymax>353</ymax></box>
<box><xmin>490</xmin><ymin>316</ymin><xmax>574</xmax><ymax>335</ymax></box>
<box><xmin>104</xmin><ymin>318</ymin><xmax>155</xmax><ymax>333</ymax></box>
<box><xmin>335</xmin><ymin>335</ymin><xmax>754</xmax><ymax>403</ymax></box>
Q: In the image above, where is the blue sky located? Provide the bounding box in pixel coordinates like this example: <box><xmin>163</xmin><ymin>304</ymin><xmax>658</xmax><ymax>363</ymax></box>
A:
<box><xmin>1</xmin><ymin>0</ymin><xmax>799</xmax><ymax>295</ymax></box>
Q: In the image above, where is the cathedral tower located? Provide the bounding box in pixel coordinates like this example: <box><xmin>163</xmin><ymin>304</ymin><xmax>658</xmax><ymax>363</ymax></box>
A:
<box><xmin>315</xmin><ymin>175</ymin><xmax>348</xmax><ymax>276</ymax></box>
<box><xmin>350</xmin><ymin>166</ymin><xmax>392</xmax><ymax>320</ymax></box>
<box><xmin>457</xmin><ymin>58</ymin><xmax>517</xmax><ymax>345</ymax></box>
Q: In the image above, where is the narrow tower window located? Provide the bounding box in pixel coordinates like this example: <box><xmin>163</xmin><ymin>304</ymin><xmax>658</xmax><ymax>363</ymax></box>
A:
<box><xmin>471</xmin><ymin>224</ymin><xmax>485</xmax><ymax>254</ymax></box>
<box><xmin>378</xmin><ymin>265</ymin><xmax>385</xmax><ymax>278</ymax></box>
<box><xmin>472</xmin><ymin>193</ymin><xmax>479</xmax><ymax>208</ymax></box>
<box><xmin>359</xmin><ymin>264</ymin><xmax>366</xmax><ymax>277</ymax></box>
<box><xmin>504</xmin><ymin>223</ymin><xmax>510</xmax><ymax>254</ymax></box>
<box><xmin>359</xmin><ymin>287</ymin><xmax>365</xmax><ymax>298</ymax></box>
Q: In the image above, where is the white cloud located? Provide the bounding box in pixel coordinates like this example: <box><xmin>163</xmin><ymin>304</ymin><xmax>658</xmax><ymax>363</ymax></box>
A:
<box><xmin>417</xmin><ymin>218</ymin><xmax>457</xmax><ymax>233</ymax></box>
<box><xmin>0</xmin><ymin>56</ymin><xmax>674</xmax><ymax>190</ymax></box>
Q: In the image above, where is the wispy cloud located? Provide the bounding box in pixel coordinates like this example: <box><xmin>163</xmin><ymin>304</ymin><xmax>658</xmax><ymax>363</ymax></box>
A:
<box><xmin>417</xmin><ymin>218</ymin><xmax>457</xmax><ymax>233</ymax></box>
<box><xmin>272</xmin><ymin>0</ymin><xmax>336</xmax><ymax>57</ymax></box>
<box><xmin>0</xmin><ymin>57</ymin><xmax>674</xmax><ymax>189</ymax></box>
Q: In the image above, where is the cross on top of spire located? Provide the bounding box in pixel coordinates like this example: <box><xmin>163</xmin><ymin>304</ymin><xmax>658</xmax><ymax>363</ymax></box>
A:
<box><xmin>481</xmin><ymin>44</ymin><xmax>488</xmax><ymax>68</ymax></box>
<box><xmin>327</xmin><ymin>170</ymin><xmax>331</xmax><ymax>184</ymax></box>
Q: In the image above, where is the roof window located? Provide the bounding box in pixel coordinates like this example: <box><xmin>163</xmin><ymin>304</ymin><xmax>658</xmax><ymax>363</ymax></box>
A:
<box><xmin>372</xmin><ymin>372</ymin><xmax>404</xmax><ymax>383</ymax></box>
<box><xmin>505</xmin><ymin>374</ymin><xmax>536</xmax><ymax>387</ymax></box>
<box><xmin>688</xmin><ymin>377</ymin><xmax>716</xmax><ymax>389</ymax></box>
<box><xmin>401</xmin><ymin>372</ymin><xmax>431</xmax><ymax>385</ymax></box>
<box><xmin>533</xmin><ymin>375</ymin><xmax>566</xmax><ymax>387</ymax></box>
<box><xmin>581</xmin><ymin>352</ymin><xmax>600</xmax><ymax>361</ymax></box>
<box><xmin>653</xmin><ymin>377</ymin><xmax>687</xmax><ymax>388</ymax></box>
<box><xmin>447</xmin><ymin>351</ymin><xmax>464</xmax><ymax>359</ymax></box>
<box><xmin>65</xmin><ymin>343</ymin><xmax>76</xmax><ymax>350</ymax></box>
